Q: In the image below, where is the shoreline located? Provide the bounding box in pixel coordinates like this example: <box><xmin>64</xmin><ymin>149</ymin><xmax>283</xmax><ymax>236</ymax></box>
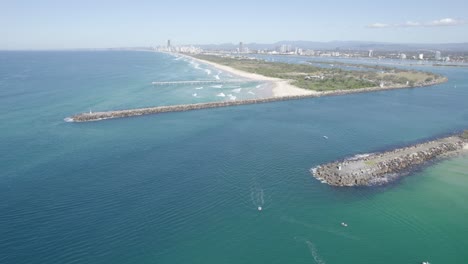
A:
<box><xmin>311</xmin><ymin>134</ymin><xmax>468</xmax><ymax>187</ymax></box>
<box><xmin>66</xmin><ymin>52</ymin><xmax>448</xmax><ymax>122</ymax></box>
<box><xmin>176</xmin><ymin>52</ymin><xmax>318</xmax><ymax>97</ymax></box>
<box><xmin>185</xmin><ymin>53</ymin><xmax>447</xmax><ymax>97</ymax></box>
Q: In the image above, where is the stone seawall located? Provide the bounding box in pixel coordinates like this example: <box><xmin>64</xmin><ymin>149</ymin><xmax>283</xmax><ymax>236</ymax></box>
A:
<box><xmin>67</xmin><ymin>94</ymin><xmax>318</xmax><ymax>122</ymax></box>
<box><xmin>311</xmin><ymin>135</ymin><xmax>467</xmax><ymax>187</ymax></box>
<box><xmin>66</xmin><ymin>77</ymin><xmax>447</xmax><ymax>122</ymax></box>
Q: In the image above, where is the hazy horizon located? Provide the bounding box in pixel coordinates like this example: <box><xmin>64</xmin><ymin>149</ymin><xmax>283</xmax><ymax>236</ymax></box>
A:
<box><xmin>1</xmin><ymin>0</ymin><xmax>468</xmax><ymax>50</ymax></box>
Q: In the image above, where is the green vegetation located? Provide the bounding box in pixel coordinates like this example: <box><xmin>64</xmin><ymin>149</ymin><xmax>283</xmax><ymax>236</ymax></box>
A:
<box><xmin>461</xmin><ymin>130</ymin><xmax>468</xmax><ymax>140</ymax></box>
<box><xmin>194</xmin><ymin>54</ymin><xmax>443</xmax><ymax>92</ymax></box>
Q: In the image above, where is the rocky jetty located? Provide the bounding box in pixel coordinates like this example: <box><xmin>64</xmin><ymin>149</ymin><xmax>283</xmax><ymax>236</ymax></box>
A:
<box><xmin>67</xmin><ymin>77</ymin><xmax>447</xmax><ymax>122</ymax></box>
<box><xmin>312</xmin><ymin>135</ymin><xmax>467</xmax><ymax>186</ymax></box>
<box><xmin>67</xmin><ymin>95</ymin><xmax>318</xmax><ymax>122</ymax></box>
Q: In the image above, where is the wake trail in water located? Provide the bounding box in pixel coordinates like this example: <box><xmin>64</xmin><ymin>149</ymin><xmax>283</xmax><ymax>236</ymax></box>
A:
<box><xmin>250</xmin><ymin>186</ymin><xmax>265</xmax><ymax>210</ymax></box>
<box><xmin>260</xmin><ymin>189</ymin><xmax>264</xmax><ymax>205</ymax></box>
<box><xmin>282</xmin><ymin>216</ymin><xmax>360</xmax><ymax>241</ymax></box>
<box><xmin>305</xmin><ymin>240</ymin><xmax>326</xmax><ymax>264</ymax></box>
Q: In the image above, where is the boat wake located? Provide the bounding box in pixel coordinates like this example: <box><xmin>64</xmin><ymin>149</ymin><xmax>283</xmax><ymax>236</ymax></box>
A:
<box><xmin>250</xmin><ymin>187</ymin><xmax>265</xmax><ymax>210</ymax></box>
<box><xmin>305</xmin><ymin>240</ymin><xmax>326</xmax><ymax>264</ymax></box>
<box><xmin>64</xmin><ymin>117</ymin><xmax>74</xmax><ymax>123</ymax></box>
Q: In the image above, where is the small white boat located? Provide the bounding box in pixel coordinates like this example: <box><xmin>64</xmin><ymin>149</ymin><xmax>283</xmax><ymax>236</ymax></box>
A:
<box><xmin>258</xmin><ymin>206</ymin><xmax>262</xmax><ymax>211</ymax></box>
<box><xmin>341</xmin><ymin>222</ymin><xmax>348</xmax><ymax>227</ymax></box>
<box><xmin>421</xmin><ymin>262</ymin><xmax>430</xmax><ymax>264</ymax></box>
<box><xmin>323</xmin><ymin>136</ymin><xmax>328</xmax><ymax>139</ymax></box>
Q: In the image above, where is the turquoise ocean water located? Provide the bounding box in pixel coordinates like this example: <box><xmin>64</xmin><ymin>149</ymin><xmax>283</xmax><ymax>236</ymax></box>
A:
<box><xmin>1</xmin><ymin>51</ymin><xmax>467</xmax><ymax>264</ymax></box>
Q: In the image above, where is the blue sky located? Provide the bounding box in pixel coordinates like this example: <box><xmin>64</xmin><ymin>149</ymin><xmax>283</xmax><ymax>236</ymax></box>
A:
<box><xmin>1</xmin><ymin>0</ymin><xmax>467</xmax><ymax>49</ymax></box>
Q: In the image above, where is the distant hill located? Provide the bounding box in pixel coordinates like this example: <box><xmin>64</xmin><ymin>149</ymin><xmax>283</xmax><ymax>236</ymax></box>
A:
<box><xmin>197</xmin><ymin>41</ymin><xmax>468</xmax><ymax>52</ymax></box>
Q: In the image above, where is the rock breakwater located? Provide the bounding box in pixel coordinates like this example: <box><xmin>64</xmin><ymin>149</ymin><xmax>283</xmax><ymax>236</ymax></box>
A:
<box><xmin>67</xmin><ymin>77</ymin><xmax>447</xmax><ymax>122</ymax></box>
<box><xmin>312</xmin><ymin>135</ymin><xmax>467</xmax><ymax>186</ymax></box>
<box><xmin>67</xmin><ymin>95</ymin><xmax>319</xmax><ymax>122</ymax></box>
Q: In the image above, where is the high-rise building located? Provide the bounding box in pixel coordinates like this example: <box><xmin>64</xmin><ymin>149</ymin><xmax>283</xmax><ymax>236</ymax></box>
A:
<box><xmin>368</xmin><ymin>50</ymin><xmax>373</xmax><ymax>57</ymax></box>
<box><xmin>239</xmin><ymin>42</ymin><xmax>244</xmax><ymax>53</ymax></box>
<box><xmin>435</xmin><ymin>51</ymin><xmax>441</xmax><ymax>60</ymax></box>
<box><xmin>419</xmin><ymin>53</ymin><xmax>424</xmax><ymax>60</ymax></box>
<box><xmin>167</xmin><ymin>40</ymin><xmax>171</xmax><ymax>48</ymax></box>
<box><xmin>400</xmin><ymin>53</ymin><xmax>407</xmax><ymax>60</ymax></box>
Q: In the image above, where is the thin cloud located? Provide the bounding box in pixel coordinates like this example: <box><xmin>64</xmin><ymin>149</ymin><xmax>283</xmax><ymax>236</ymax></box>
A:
<box><xmin>367</xmin><ymin>18</ymin><xmax>465</xmax><ymax>28</ymax></box>
<box><xmin>367</xmin><ymin>23</ymin><xmax>391</xmax><ymax>28</ymax></box>
<box><xmin>428</xmin><ymin>18</ymin><xmax>464</xmax><ymax>26</ymax></box>
<box><xmin>402</xmin><ymin>21</ymin><xmax>421</xmax><ymax>27</ymax></box>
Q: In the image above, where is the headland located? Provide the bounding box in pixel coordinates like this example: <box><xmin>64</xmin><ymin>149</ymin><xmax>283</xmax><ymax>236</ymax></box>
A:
<box><xmin>311</xmin><ymin>131</ymin><xmax>468</xmax><ymax>186</ymax></box>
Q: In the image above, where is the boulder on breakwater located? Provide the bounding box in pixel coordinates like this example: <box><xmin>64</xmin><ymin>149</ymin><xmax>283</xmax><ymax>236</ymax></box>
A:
<box><xmin>311</xmin><ymin>134</ymin><xmax>468</xmax><ymax>186</ymax></box>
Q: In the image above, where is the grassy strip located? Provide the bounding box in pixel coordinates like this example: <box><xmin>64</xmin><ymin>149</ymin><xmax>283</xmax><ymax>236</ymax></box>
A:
<box><xmin>194</xmin><ymin>54</ymin><xmax>443</xmax><ymax>91</ymax></box>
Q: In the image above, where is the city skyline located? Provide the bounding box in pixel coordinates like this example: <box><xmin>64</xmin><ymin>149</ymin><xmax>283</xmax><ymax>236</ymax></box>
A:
<box><xmin>1</xmin><ymin>0</ymin><xmax>468</xmax><ymax>50</ymax></box>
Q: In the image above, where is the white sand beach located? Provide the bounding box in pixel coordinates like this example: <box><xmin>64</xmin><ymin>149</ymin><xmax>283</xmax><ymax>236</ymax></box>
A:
<box><xmin>180</xmin><ymin>54</ymin><xmax>319</xmax><ymax>98</ymax></box>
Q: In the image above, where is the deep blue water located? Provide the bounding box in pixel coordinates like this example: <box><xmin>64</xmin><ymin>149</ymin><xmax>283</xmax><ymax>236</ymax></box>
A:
<box><xmin>1</xmin><ymin>51</ymin><xmax>468</xmax><ymax>264</ymax></box>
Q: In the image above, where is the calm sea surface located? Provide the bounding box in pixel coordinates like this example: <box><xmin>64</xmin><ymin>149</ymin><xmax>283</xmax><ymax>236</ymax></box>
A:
<box><xmin>1</xmin><ymin>51</ymin><xmax>467</xmax><ymax>264</ymax></box>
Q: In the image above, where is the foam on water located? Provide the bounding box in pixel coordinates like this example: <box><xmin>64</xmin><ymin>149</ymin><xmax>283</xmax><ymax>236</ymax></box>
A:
<box><xmin>204</xmin><ymin>69</ymin><xmax>211</xmax><ymax>75</ymax></box>
<box><xmin>195</xmin><ymin>87</ymin><xmax>203</xmax><ymax>90</ymax></box>
<box><xmin>232</xmin><ymin>88</ymin><xmax>242</xmax><ymax>93</ymax></box>
<box><xmin>346</xmin><ymin>153</ymin><xmax>372</xmax><ymax>161</ymax></box>
<box><xmin>216</xmin><ymin>92</ymin><xmax>226</xmax><ymax>97</ymax></box>
<box><xmin>211</xmin><ymin>85</ymin><xmax>223</xmax><ymax>88</ymax></box>
<box><xmin>189</xmin><ymin>60</ymin><xmax>201</xmax><ymax>70</ymax></box>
